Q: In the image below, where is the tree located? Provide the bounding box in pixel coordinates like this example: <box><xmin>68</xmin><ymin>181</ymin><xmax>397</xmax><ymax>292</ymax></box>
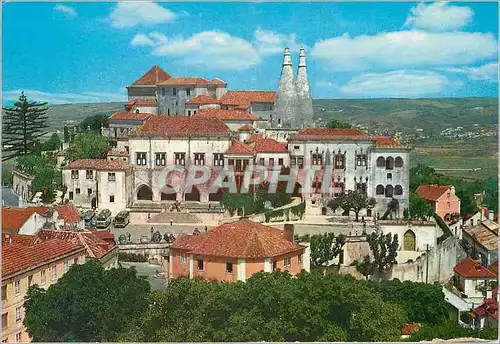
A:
<box><xmin>409</xmin><ymin>192</ymin><xmax>434</xmax><ymax>220</ymax></box>
<box><xmin>366</xmin><ymin>232</ymin><xmax>399</xmax><ymax>276</ymax></box>
<box><xmin>65</xmin><ymin>132</ymin><xmax>110</xmax><ymax>161</ymax></box>
<box><xmin>2</xmin><ymin>92</ymin><xmax>49</xmax><ymax>161</ymax></box>
<box><xmin>328</xmin><ymin>190</ymin><xmax>376</xmax><ymax>221</ymax></box>
<box><xmin>356</xmin><ymin>255</ymin><xmax>376</xmax><ymax>280</ymax></box>
<box><xmin>326</xmin><ymin>119</ymin><xmax>352</xmax><ymax>129</ymax></box>
<box><xmin>42</xmin><ymin>133</ymin><xmax>61</xmax><ymax>151</ymax></box>
<box><xmin>24</xmin><ymin>260</ymin><xmax>150</xmax><ymax>342</ymax></box>
<box><xmin>78</xmin><ymin>114</ymin><xmax>109</xmax><ymax>132</ymax></box>
<box><xmin>63</xmin><ymin>125</ymin><xmax>71</xmax><ymax>143</ymax></box>
<box><xmin>301</xmin><ymin>233</ymin><xmax>346</xmax><ymax>268</ymax></box>
<box><xmin>17</xmin><ymin>154</ymin><xmax>58</xmax><ymax>203</ymax></box>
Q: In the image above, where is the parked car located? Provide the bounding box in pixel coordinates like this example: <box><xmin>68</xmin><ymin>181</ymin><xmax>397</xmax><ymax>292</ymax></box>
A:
<box><xmin>83</xmin><ymin>210</ymin><xmax>96</xmax><ymax>229</ymax></box>
<box><xmin>113</xmin><ymin>210</ymin><xmax>130</xmax><ymax>228</ymax></box>
<box><xmin>95</xmin><ymin>209</ymin><xmax>112</xmax><ymax>229</ymax></box>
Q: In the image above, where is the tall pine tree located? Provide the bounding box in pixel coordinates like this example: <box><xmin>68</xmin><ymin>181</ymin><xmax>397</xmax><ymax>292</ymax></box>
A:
<box><xmin>2</xmin><ymin>92</ymin><xmax>49</xmax><ymax>161</ymax></box>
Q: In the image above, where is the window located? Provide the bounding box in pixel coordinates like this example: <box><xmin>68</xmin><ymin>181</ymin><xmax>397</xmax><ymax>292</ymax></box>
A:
<box><xmin>27</xmin><ymin>275</ymin><xmax>33</xmax><ymax>288</ymax></box>
<box><xmin>259</xmin><ymin>158</ymin><xmax>265</xmax><ymax>165</ymax></box>
<box><xmin>376</xmin><ymin>156</ymin><xmax>385</xmax><ymax>167</ymax></box>
<box><xmin>447</xmin><ymin>202</ymin><xmax>451</xmax><ymax>208</ymax></box>
<box><xmin>71</xmin><ymin>170</ymin><xmax>79</xmax><ymax>179</ymax></box>
<box><xmin>278</xmin><ymin>158</ymin><xmax>284</xmax><ymax>166</ymax></box>
<box><xmin>193</xmin><ymin>110</ymin><xmax>197</xmax><ymax>115</ymax></box>
<box><xmin>395</xmin><ymin>185</ymin><xmax>403</xmax><ymax>196</ymax></box>
<box><xmin>312</xmin><ymin>153</ymin><xmax>323</xmax><ymax>165</ymax></box>
<box><xmin>284</xmin><ymin>257</ymin><xmax>291</xmax><ymax>267</ymax></box>
<box><xmin>51</xmin><ymin>265</ymin><xmax>57</xmax><ymax>281</ymax></box>
<box><xmin>356</xmin><ymin>154</ymin><xmax>367</xmax><ymax>166</ymax></box>
<box><xmin>69</xmin><ymin>192</ymin><xmax>74</xmax><ymax>200</ymax></box>
<box><xmin>87</xmin><ymin>188</ymin><xmax>92</xmax><ymax>195</ymax></box>
<box><xmin>298</xmin><ymin>254</ymin><xmax>303</xmax><ymax>263</ymax></box>
<box><xmin>214</xmin><ymin>154</ymin><xmax>224</xmax><ymax>166</ymax></box>
<box><xmin>172</xmin><ymin>88</ymin><xmax>177</xmax><ymax>96</ymax></box>
<box><xmin>74</xmin><ymin>257</ymin><xmax>79</xmax><ymax>265</ymax></box>
<box><xmin>225</xmin><ymin>262</ymin><xmax>233</xmax><ymax>273</ymax></box>
<box><xmin>228</xmin><ymin>159</ymin><xmax>234</xmax><ymax>166</ymax></box>
<box><xmin>272</xmin><ymin>261</ymin><xmax>278</xmax><ymax>271</ymax></box>
<box><xmin>108</xmin><ymin>172</ymin><xmax>116</xmax><ymax>182</ymax></box>
<box><xmin>1</xmin><ymin>286</ymin><xmax>6</xmax><ymax>300</ymax></box>
<box><xmin>186</xmin><ymin>88</ymin><xmax>191</xmax><ymax>96</ymax></box>
<box><xmin>356</xmin><ymin>183</ymin><xmax>367</xmax><ymax>196</ymax></box>
<box><xmin>154</xmin><ymin>153</ymin><xmax>166</xmax><ymax>166</ymax></box>
<box><xmin>376</xmin><ymin>185</ymin><xmax>385</xmax><ymax>195</ymax></box>
<box><xmin>63</xmin><ymin>262</ymin><xmax>68</xmax><ymax>273</ymax></box>
<box><xmin>14</xmin><ymin>280</ymin><xmax>20</xmax><ymax>295</ymax></box>
<box><xmin>180</xmin><ymin>254</ymin><xmax>187</xmax><ymax>264</ymax></box>
<box><xmin>385</xmin><ymin>185</ymin><xmax>394</xmax><ymax>198</ymax></box>
<box><xmin>386</xmin><ymin>157</ymin><xmax>394</xmax><ymax>170</ymax></box>
<box><xmin>387</xmin><ymin>173</ymin><xmax>392</xmax><ymax>179</ymax></box>
<box><xmin>197</xmin><ymin>259</ymin><xmax>204</xmax><ymax>270</ymax></box>
<box><xmin>109</xmin><ymin>195</ymin><xmax>115</xmax><ymax>203</ymax></box>
<box><xmin>395</xmin><ymin>156</ymin><xmax>404</xmax><ymax>168</ymax></box>
<box><xmin>269</xmin><ymin>158</ymin><xmax>275</xmax><ymax>166</ymax></box>
<box><xmin>15</xmin><ymin>332</ymin><xmax>21</xmax><ymax>343</ymax></box>
<box><xmin>334</xmin><ymin>154</ymin><xmax>345</xmax><ymax>169</ymax></box>
<box><xmin>40</xmin><ymin>270</ymin><xmax>46</xmax><ymax>285</ymax></box>
<box><xmin>194</xmin><ymin>153</ymin><xmax>205</xmax><ymax>166</ymax></box>
<box><xmin>75</xmin><ymin>188</ymin><xmax>80</xmax><ymax>194</ymax></box>
<box><xmin>86</xmin><ymin>170</ymin><xmax>93</xmax><ymax>179</ymax></box>
<box><xmin>167</xmin><ymin>109</ymin><xmax>170</xmax><ymax>116</ymax></box>
<box><xmin>294</xmin><ymin>145</ymin><xmax>300</xmax><ymax>150</ymax></box>
<box><xmin>2</xmin><ymin>313</ymin><xmax>7</xmax><ymax>329</ymax></box>
<box><xmin>15</xmin><ymin>307</ymin><xmax>22</xmax><ymax>322</ymax></box>
<box><xmin>175</xmin><ymin>153</ymin><xmax>186</xmax><ymax>166</ymax></box>
<box><xmin>136</xmin><ymin>152</ymin><xmax>147</xmax><ymax>166</ymax></box>
<box><xmin>187</xmin><ymin>110</ymin><xmax>191</xmax><ymax>116</ymax></box>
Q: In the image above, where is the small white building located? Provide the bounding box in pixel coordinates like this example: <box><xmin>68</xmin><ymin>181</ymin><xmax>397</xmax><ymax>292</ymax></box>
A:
<box><xmin>12</xmin><ymin>168</ymin><xmax>34</xmax><ymax>204</ymax></box>
<box><xmin>453</xmin><ymin>257</ymin><xmax>497</xmax><ymax>306</ymax></box>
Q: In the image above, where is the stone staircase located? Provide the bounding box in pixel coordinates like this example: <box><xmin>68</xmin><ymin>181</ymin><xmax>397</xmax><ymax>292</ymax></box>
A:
<box><xmin>147</xmin><ymin>211</ymin><xmax>202</xmax><ymax>224</ymax></box>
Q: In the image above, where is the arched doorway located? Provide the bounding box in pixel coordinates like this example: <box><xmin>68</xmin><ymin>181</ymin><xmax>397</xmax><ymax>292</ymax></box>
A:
<box><xmin>403</xmin><ymin>230</ymin><xmax>416</xmax><ymax>251</ymax></box>
<box><xmin>185</xmin><ymin>186</ymin><xmax>201</xmax><ymax>202</ymax></box>
<box><xmin>161</xmin><ymin>184</ymin><xmax>177</xmax><ymax>201</ymax></box>
<box><xmin>137</xmin><ymin>185</ymin><xmax>153</xmax><ymax>201</ymax></box>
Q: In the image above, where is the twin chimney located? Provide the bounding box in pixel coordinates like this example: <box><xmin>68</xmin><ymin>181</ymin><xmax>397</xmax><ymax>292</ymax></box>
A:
<box><xmin>284</xmin><ymin>223</ymin><xmax>295</xmax><ymax>242</ymax></box>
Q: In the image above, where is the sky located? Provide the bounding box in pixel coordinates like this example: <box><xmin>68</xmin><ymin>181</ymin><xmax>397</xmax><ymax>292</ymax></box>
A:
<box><xmin>2</xmin><ymin>1</ymin><xmax>498</xmax><ymax>105</ymax></box>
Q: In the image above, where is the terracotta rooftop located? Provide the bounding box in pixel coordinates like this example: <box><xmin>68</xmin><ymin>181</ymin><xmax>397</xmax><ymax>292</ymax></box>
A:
<box><xmin>185</xmin><ymin>95</ymin><xmax>221</xmax><ymax>105</ymax></box>
<box><xmin>463</xmin><ymin>221</ymin><xmax>498</xmax><ymax>251</ymax></box>
<box><xmin>107</xmin><ymin>149</ymin><xmax>129</xmax><ymax>157</ymax></box>
<box><xmin>238</xmin><ymin>124</ymin><xmax>254</xmax><ymax>132</ymax></box>
<box><xmin>1</xmin><ymin>233</ymin><xmax>36</xmax><ymax>248</ymax></box>
<box><xmin>2</xmin><ymin>207</ymin><xmax>50</xmax><ymax>232</ymax></box>
<box><xmin>454</xmin><ymin>258</ymin><xmax>497</xmax><ymax>279</ymax></box>
<box><xmin>194</xmin><ymin>108</ymin><xmax>261</xmax><ymax>121</ymax></box>
<box><xmin>109</xmin><ymin>112</ymin><xmax>152</xmax><ymax>121</ymax></box>
<box><xmin>225</xmin><ymin>139</ymin><xmax>255</xmax><ymax>155</ymax></box>
<box><xmin>219</xmin><ymin>91</ymin><xmax>276</xmax><ymax>107</ymax></box>
<box><xmin>292</xmin><ymin>128</ymin><xmax>374</xmax><ymax>141</ymax></box>
<box><xmin>415</xmin><ymin>184</ymin><xmax>455</xmax><ymax>202</ymax></box>
<box><xmin>2</xmin><ymin>238</ymin><xmax>85</xmax><ymax>278</ymax></box>
<box><xmin>472</xmin><ymin>297</ymin><xmax>498</xmax><ymax>320</ymax></box>
<box><xmin>56</xmin><ymin>204</ymin><xmax>82</xmax><ymax>223</ymax></box>
<box><xmin>375</xmin><ymin>136</ymin><xmax>401</xmax><ymax>148</ymax></box>
<box><xmin>172</xmin><ymin>219</ymin><xmax>305</xmax><ymax>259</ymax></box>
<box><xmin>130</xmin><ymin>65</ymin><xmax>171</xmax><ymax>86</ymax></box>
<box><xmin>63</xmin><ymin>159</ymin><xmax>132</xmax><ymax>171</ymax></box>
<box><xmin>159</xmin><ymin>77</ymin><xmax>227</xmax><ymax>86</ymax></box>
<box><xmin>125</xmin><ymin>99</ymin><xmax>157</xmax><ymax>111</ymax></box>
<box><xmin>133</xmin><ymin>115</ymin><xmax>231</xmax><ymax>138</ymax></box>
<box><xmin>247</xmin><ymin>134</ymin><xmax>289</xmax><ymax>153</ymax></box>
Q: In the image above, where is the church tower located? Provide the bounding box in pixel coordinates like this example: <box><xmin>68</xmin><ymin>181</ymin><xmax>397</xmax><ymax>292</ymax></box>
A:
<box><xmin>295</xmin><ymin>47</ymin><xmax>314</xmax><ymax>128</ymax></box>
<box><xmin>272</xmin><ymin>48</ymin><xmax>297</xmax><ymax>128</ymax></box>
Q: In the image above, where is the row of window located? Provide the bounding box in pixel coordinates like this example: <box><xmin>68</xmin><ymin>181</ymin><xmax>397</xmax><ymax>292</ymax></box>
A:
<box><xmin>376</xmin><ymin>184</ymin><xmax>404</xmax><ymax>197</ymax></box>
<box><xmin>179</xmin><ymin>254</ymin><xmax>302</xmax><ymax>272</ymax></box>
<box><xmin>136</xmin><ymin>152</ymin><xmax>224</xmax><ymax>167</ymax></box>
<box><xmin>376</xmin><ymin>156</ymin><xmax>404</xmax><ymax>170</ymax></box>
<box><xmin>160</xmin><ymin>87</ymin><xmax>192</xmax><ymax>97</ymax></box>
<box><xmin>71</xmin><ymin>171</ymin><xmax>116</xmax><ymax>181</ymax></box>
<box><xmin>258</xmin><ymin>158</ymin><xmax>284</xmax><ymax>166</ymax></box>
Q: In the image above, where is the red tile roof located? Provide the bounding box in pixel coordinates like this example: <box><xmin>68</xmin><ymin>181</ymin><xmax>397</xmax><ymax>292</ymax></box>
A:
<box><xmin>293</xmin><ymin>128</ymin><xmax>374</xmax><ymax>141</ymax></box>
<box><xmin>238</xmin><ymin>124</ymin><xmax>254</xmax><ymax>132</ymax></box>
<box><xmin>107</xmin><ymin>149</ymin><xmax>129</xmax><ymax>157</ymax></box>
<box><xmin>454</xmin><ymin>258</ymin><xmax>497</xmax><ymax>279</ymax></box>
<box><xmin>1</xmin><ymin>207</ymin><xmax>50</xmax><ymax>232</ymax></box>
<box><xmin>109</xmin><ymin>112</ymin><xmax>152</xmax><ymax>121</ymax></box>
<box><xmin>63</xmin><ymin>159</ymin><xmax>132</xmax><ymax>171</ymax></box>
<box><xmin>415</xmin><ymin>184</ymin><xmax>453</xmax><ymax>201</ymax></box>
<box><xmin>1</xmin><ymin>233</ymin><xmax>36</xmax><ymax>248</ymax></box>
<box><xmin>464</xmin><ymin>222</ymin><xmax>498</xmax><ymax>251</ymax></box>
<box><xmin>219</xmin><ymin>91</ymin><xmax>275</xmax><ymax>107</ymax></box>
<box><xmin>472</xmin><ymin>297</ymin><xmax>498</xmax><ymax>320</ymax></box>
<box><xmin>56</xmin><ymin>204</ymin><xmax>81</xmax><ymax>223</ymax></box>
<box><xmin>125</xmin><ymin>99</ymin><xmax>157</xmax><ymax>111</ymax></box>
<box><xmin>401</xmin><ymin>323</ymin><xmax>421</xmax><ymax>336</ymax></box>
<box><xmin>185</xmin><ymin>95</ymin><xmax>221</xmax><ymax>105</ymax></box>
<box><xmin>172</xmin><ymin>219</ymin><xmax>305</xmax><ymax>259</ymax></box>
<box><xmin>134</xmin><ymin>115</ymin><xmax>231</xmax><ymax>138</ymax></box>
<box><xmin>159</xmin><ymin>77</ymin><xmax>227</xmax><ymax>86</ymax></box>
<box><xmin>247</xmin><ymin>134</ymin><xmax>289</xmax><ymax>153</ymax></box>
<box><xmin>195</xmin><ymin>108</ymin><xmax>261</xmax><ymax>121</ymax></box>
<box><xmin>226</xmin><ymin>139</ymin><xmax>255</xmax><ymax>155</ymax></box>
<box><xmin>131</xmin><ymin>65</ymin><xmax>171</xmax><ymax>86</ymax></box>
<box><xmin>2</xmin><ymin>239</ymin><xmax>85</xmax><ymax>278</ymax></box>
<box><xmin>375</xmin><ymin>136</ymin><xmax>401</xmax><ymax>148</ymax></box>
<box><xmin>488</xmin><ymin>261</ymin><xmax>498</xmax><ymax>275</ymax></box>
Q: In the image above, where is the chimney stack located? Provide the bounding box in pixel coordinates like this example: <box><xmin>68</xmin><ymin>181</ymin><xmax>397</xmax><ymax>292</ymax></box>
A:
<box><xmin>450</xmin><ymin>186</ymin><xmax>456</xmax><ymax>195</ymax></box>
<box><xmin>272</xmin><ymin>48</ymin><xmax>296</xmax><ymax>129</ymax></box>
<box><xmin>284</xmin><ymin>223</ymin><xmax>295</xmax><ymax>242</ymax></box>
<box><xmin>295</xmin><ymin>47</ymin><xmax>314</xmax><ymax>129</ymax></box>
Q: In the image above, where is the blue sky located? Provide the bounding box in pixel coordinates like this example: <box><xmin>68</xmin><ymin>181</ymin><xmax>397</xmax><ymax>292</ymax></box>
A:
<box><xmin>2</xmin><ymin>1</ymin><xmax>498</xmax><ymax>104</ymax></box>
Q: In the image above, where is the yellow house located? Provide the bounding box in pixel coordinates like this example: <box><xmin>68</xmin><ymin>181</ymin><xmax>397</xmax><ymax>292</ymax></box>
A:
<box><xmin>1</xmin><ymin>233</ymin><xmax>87</xmax><ymax>343</ymax></box>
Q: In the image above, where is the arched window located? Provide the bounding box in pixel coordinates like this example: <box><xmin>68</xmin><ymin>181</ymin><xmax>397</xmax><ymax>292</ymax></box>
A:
<box><xmin>376</xmin><ymin>184</ymin><xmax>385</xmax><ymax>195</ymax></box>
<box><xmin>394</xmin><ymin>185</ymin><xmax>403</xmax><ymax>196</ymax></box>
<box><xmin>386</xmin><ymin>157</ymin><xmax>394</xmax><ymax>170</ymax></box>
<box><xmin>404</xmin><ymin>230</ymin><xmax>416</xmax><ymax>251</ymax></box>
<box><xmin>376</xmin><ymin>156</ymin><xmax>385</xmax><ymax>167</ymax></box>
<box><xmin>395</xmin><ymin>157</ymin><xmax>404</xmax><ymax>168</ymax></box>
<box><xmin>137</xmin><ymin>185</ymin><xmax>153</xmax><ymax>201</ymax></box>
<box><xmin>385</xmin><ymin>185</ymin><xmax>394</xmax><ymax>197</ymax></box>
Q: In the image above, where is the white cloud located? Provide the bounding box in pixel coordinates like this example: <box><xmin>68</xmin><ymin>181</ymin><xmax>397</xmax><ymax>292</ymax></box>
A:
<box><xmin>54</xmin><ymin>4</ymin><xmax>78</xmax><ymax>18</ymax></box>
<box><xmin>131</xmin><ymin>29</ymin><xmax>303</xmax><ymax>70</ymax></box>
<box><xmin>109</xmin><ymin>2</ymin><xmax>176</xmax><ymax>29</ymax></box>
<box><xmin>316</xmin><ymin>81</ymin><xmax>338</xmax><ymax>89</ymax></box>
<box><xmin>340</xmin><ymin>70</ymin><xmax>452</xmax><ymax>97</ymax></box>
<box><xmin>439</xmin><ymin>62</ymin><xmax>498</xmax><ymax>82</ymax></box>
<box><xmin>404</xmin><ymin>2</ymin><xmax>473</xmax><ymax>32</ymax></box>
<box><xmin>311</xmin><ymin>30</ymin><xmax>497</xmax><ymax>72</ymax></box>
<box><xmin>2</xmin><ymin>89</ymin><xmax>127</xmax><ymax>105</ymax></box>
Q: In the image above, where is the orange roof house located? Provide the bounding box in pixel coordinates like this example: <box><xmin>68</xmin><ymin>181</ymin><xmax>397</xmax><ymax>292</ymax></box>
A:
<box><xmin>415</xmin><ymin>184</ymin><xmax>461</xmax><ymax>221</ymax></box>
<box><xmin>1</xmin><ymin>207</ymin><xmax>54</xmax><ymax>235</ymax></box>
<box><xmin>454</xmin><ymin>258</ymin><xmax>497</xmax><ymax>279</ymax></box>
<box><xmin>129</xmin><ymin>65</ymin><xmax>171</xmax><ymax>87</ymax></box>
<box><xmin>132</xmin><ymin>115</ymin><xmax>231</xmax><ymax>138</ymax></box>
<box><xmin>219</xmin><ymin>90</ymin><xmax>275</xmax><ymax>110</ymax></box>
<box><xmin>167</xmin><ymin>220</ymin><xmax>310</xmax><ymax>282</ymax></box>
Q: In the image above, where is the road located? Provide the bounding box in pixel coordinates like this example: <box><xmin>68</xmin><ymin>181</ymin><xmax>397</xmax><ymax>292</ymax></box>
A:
<box><xmin>120</xmin><ymin>262</ymin><xmax>167</xmax><ymax>291</ymax></box>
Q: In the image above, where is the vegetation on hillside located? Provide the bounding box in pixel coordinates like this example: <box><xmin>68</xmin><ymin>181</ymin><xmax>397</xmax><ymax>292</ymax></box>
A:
<box><xmin>65</xmin><ymin>132</ymin><xmax>110</xmax><ymax>161</ymax></box>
